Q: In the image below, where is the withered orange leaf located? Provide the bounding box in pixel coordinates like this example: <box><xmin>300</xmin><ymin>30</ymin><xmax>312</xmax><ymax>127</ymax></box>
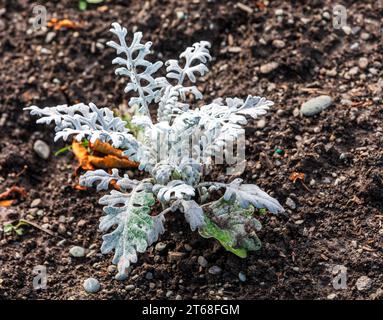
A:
<box><xmin>73</xmin><ymin>184</ymin><xmax>88</xmax><ymax>191</ymax></box>
<box><xmin>72</xmin><ymin>140</ymin><xmax>139</xmax><ymax>172</ymax></box>
<box><xmin>289</xmin><ymin>172</ymin><xmax>305</xmax><ymax>183</ymax></box>
<box><xmin>90</xmin><ymin>139</ymin><xmax>124</xmax><ymax>158</ymax></box>
<box><xmin>0</xmin><ymin>200</ymin><xmax>14</xmax><ymax>207</ymax></box>
<box><xmin>0</xmin><ymin>186</ymin><xmax>27</xmax><ymax>201</ymax></box>
<box><xmin>88</xmin><ymin>155</ymin><xmax>139</xmax><ymax>169</ymax></box>
<box><xmin>72</xmin><ymin>141</ymin><xmax>94</xmax><ymax>171</ymax></box>
<box><xmin>47</xmin><ymin>18</ymin><xmax>77</xmax><ymax>30</ymax></box>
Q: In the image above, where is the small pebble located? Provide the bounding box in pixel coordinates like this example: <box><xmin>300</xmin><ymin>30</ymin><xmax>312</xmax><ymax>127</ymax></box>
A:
<box><xmin>83</xmin><ymin>278</ymin><xmax>100</xmax><ymax>293</ymax></box>
<box><xmin>342</xmin><ymin>25</ymin><xmax>351</xmax><ymax>35</ymax></box>
<box><xmin>208</xmin><ymin>266</ymin><xmax>222</xmax><ymax>275</ymax></box>
<box><xmin>327</xmin><ymin>293</ymin><xmax>337</xmax><ymax>300</ymax></box>
<box><xmin>323</xmin><ymin>177</ymin><xmax>331</xmax><ymax>184</ymax></box>
<box><xmin>260</xmin><ymin>62</ymin><xmax>279</xmax><ymax>74</ymax></box>
<box><xmin>356</xmin><ymin>276</ymin><xmax>372</xmax><ymax>291</ymax></box>
<box><xmin>69</xmin><ymin>246</ymin><xmax>86</xmax><ymax>258</ymax></box>
<box><xmin>145</xmin><ymin>272</ymin><xmax>154</xmax><ymax>280</ymax></box>
<box><xmin>256</xmin><ymin>119</ymin><xmax>266</xmax><ymax>129</ymax></box>
<box><xmin>155</xmin><ymin>242</ymin><xmax>167</xmax><ymax>252</ymax></box>
<box><xmin>184</xmin><ymin>244</ymin><xmax>192</xmax><ymax>252</ymax></box>
<box><xmin>348</xmin><ymin>66</ymin><xmax>359</xmax><ymax>76</ymax></box>
<box><xmin>322</xmin><ymin>12</ymin><xmax>331</xmax><ymax>20</ymax></box>
<box><xmin>31</xmin><ymin>198</ymin><xmax>42</xmax><ymax>208</ymax></box>
<box><xmin>40</xmin><ymin>48</ymin><xmax>52</xmax><ymax>55</ymax></box>
<box><xmin>360</xmin><ymin>32</ymin><xmax>370</xmax><ymax>40</ymax></box>
<box><xmin>286</xmin><ymin>197</ymin><xmax>296</xmax><ymax>210</ymax></box>
<box><xmin>272</xmin><ymin>39</ymin><xmax>285</xmax><ymax>49</ymax></box>
<box><xmin>33</xmin><ymin>140</ymin><xmax>50</xmax><ymax>160</ymax></box>
<box><xmin>45</xmin><ymin>31</ymin><xmax>56</xmax><ymax>43</ymax></box>
<box><xmin>176</xmin><ymin>11</ymin><xmax>185</xmax><ymax>19</ymax></box>
<box><xmin>350</xmin><ymin>42</ymin><xmax>359</xmax><ymax>51</ymax></box>
<box><xmin>107</xmin><ymin>265</ymin><xmax>117</xmax><ymax>274</ymax></box>
<box><xmin>198</xmin><ymin>256</ymin><xmax>208</xmax><ymax>268</ymax></box>
<box><xmin>126</xmin><ymin>284</ymin><xmax>135</xmax><ymax>291</ymax></box>
<box><xmin>358</xmin><ymin>57</ymin><xmax>369</xmax><ymax>70</ymax></box>
<box><xmin>238</xmin><ymin>272</ymin><xmax>246</xmax><ymax>282</ymax></box>
<box><xmin>300</xmin><ymin>95</ymin><xmax>333</xmax><ymax>117</ymax></box>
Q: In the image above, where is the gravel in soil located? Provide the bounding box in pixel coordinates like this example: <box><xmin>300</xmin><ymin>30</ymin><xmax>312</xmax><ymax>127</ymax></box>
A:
<box><xmin>0</xmin><ymin>0</ymin><xmax>382</xmax><ymax>300</ymax></box>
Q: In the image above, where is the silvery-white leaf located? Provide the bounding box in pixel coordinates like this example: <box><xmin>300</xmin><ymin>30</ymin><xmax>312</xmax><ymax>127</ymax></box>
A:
<box><xmin>79</xmin><ymin>169</ymin><xmax>138</xmax><ymax>191</ymax></box>
<box><xmin>180</xmin><ymin>200</ymin><xmax>205</xmax><ymax>231</ymax></box>
<box><xmin>165</xmin><ymin>41</ymin><xmax>211</xmax><ymax>85</ymax></box>
<box><xmin>25</xmin><ymin>103</ymin><xmax>137</xmax><ymax>149</ymax></box>
<box><xmin>154</xmin><ymin>180</ymin><xmax>195</xmax><ymax>202</ymax></box>
<box><xmin>237</xmin><ymin>95</ymin><xmax>273</xmax><ymax>119</ymax></box>
<box><xmin>108</xmin><ymin>23</ymin><xmax>167</xmax><ymax>117</ymax></box>
<box><xmin>99</xmin><ymin>182</ymin><xmax>162</xmax><ymax>279</ymax></box>
<box><xmin>223</xmin><ymin>178</ymin><xmax>284</xmax><ymax>214</ymax></box>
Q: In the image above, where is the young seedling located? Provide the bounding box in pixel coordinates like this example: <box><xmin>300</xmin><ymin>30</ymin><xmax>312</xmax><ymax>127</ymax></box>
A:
<box><xmin>26</xmin><ymin>23</ymin><xmax>284</xmax><ymax>279</ymax></box>
<box><xmin>79</xmin><ymin>0</ymin><xmax>104</xmax><ymax>11</ymax></box>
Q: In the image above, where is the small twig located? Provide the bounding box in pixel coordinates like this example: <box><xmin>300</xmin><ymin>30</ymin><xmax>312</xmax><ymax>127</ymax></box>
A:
<box><xmin>299</xmin><ymin>180</ymin><xmax>312</xmax><ymax>193</ymax></box>
<box><xmin>19</xmin><ymin>219</ymin><xmax>61</xmax><ymax>238</ymax></box>
<box><xmin>15</xmin><ymin>165</ymin><xmax>28</xmax><ymax>178</ymax></box>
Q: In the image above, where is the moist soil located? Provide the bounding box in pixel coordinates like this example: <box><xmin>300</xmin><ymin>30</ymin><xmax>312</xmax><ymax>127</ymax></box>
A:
<box><xmin>0</xmin><ymin>0</ymin><xmax>382</xmax><ymax>300</ymax></box>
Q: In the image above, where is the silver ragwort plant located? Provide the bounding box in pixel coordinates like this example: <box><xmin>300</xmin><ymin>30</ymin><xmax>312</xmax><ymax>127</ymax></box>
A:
<box><xmin>26</xmin><ymin>23</ymin><xmax>284</xmax><ymax>279</ymax></box>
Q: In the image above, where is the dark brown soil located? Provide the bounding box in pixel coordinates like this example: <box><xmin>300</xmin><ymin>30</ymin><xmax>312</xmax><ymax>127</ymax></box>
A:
<box><xmin>0</xmin><ymin>0</ymin><xmax>382</xmax><ymax>300</ymax></box>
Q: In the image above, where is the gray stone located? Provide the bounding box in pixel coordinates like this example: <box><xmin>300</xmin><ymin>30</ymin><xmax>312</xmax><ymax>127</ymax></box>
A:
<box><xmin>198</xmin><ymin>256</ymin><xmax>208</xmax><ymax>267</ymax></box>
<box><xmin>107</xmin><ymin>265</ymin><xmax>117</xmax><ymax>274</ymax></box>
<box><xmin>356</xmin><ymin>276</ymin><xmax>372</xmax><ymax>291</ymax></box>
<box><xmin>184</xmin><ymin>244</ymin><xmax>192</xmax><ymax>252</ymax></box>
<box><xmin>286</xmin><ymin>197</ymin><xmax>296</xmax><ymax>210</ymax></box>
<box><xmin>256</xmin><ymin>119</ymin><xmax>266</xmax><ymax>129</ymax></box>
<box><xmin>348</xmin><ymin>66</ymin><xmax>359</xmax><ymax>76</ymax></box>
<box><xmin>358</xmin><ymin>57</ymin><xmax>369</xmax><ymax>70</ymax></box>
<box><xmin>208</xmin><ymin>266</ymin><xmax>222</xmax><ymax>275</ymax></box>
<box><xmin>126</xmin><ymin>284</ymin><xmax>135</xmax><ymax>291</ymax></box>
<box><xmin>31</xmin><ymin>198</ymin><xmax>42</xmax><ymax>208</ymax></box>
<box><xmin>33</xmin><ymin>140</ymin><xmax>50</xmax><ymax>159</ymax></box>
<box><xmin>238</xmin><ymin>272</ymin><xmax>246</xmax><ymax>282</ymax></box>
<box><xmin>300</xmin><ymin>95</ymin><xmax>333</xmax><ymax>117</ymax></box>
<box><xmin>155</xmin><ymin>242</ymin><xmax>167</xmax><ymax>252</ymax></box>
<box><xmin>361</xmin><ymin>32</ymin><xmax>370</xmax><ymax>40</ymax></box>
<box><xmin>45</xmin><ymin>32</ymin><xmax>56</xmax><ymax>43</ymax></box>
<box><xmin>272</xmin><ymin>39</ymin><xmax>285</xmax><ymax>49</ymax></box>
<box><xmin>342</xmin><ymin>25</ymin><xmax>351</xmax><ymax>35</ymax></box>
<box><xmin>350</xmin><ymin>42</ymin><xmax>359</xmax><ymax>51</ymax></box>
<box><xmin>260</xmin><ymin>62</ymin><xmax>279</xmax><ymax>74</ymax></box>
<box><xmin>69</xmin><ymin>246</ymin><xmax>86</xmax><ymax>258</ymax></box>
<box><xmin>145</xmin><ymin>272</ymin><xmax>154</xmax><ymax>280</ymax></box>
<box><xmin>83</xmin><ymin>278</ymin><xmax>100</xmax><ymax>293</ymax></box>
<box><xmin>327</xmin><ymin>293</ymin><xmax>337</xmax><ymax>300</ymax></box>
